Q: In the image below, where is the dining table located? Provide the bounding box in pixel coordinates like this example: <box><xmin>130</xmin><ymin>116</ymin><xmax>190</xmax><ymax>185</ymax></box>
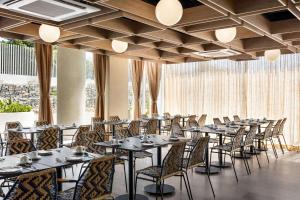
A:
<box><xmin>93</xmin><ymin>120</ymin><xmax>130</xmax><ymax>137</ymax></box>
<box><xmin>95</xmin><ymin>134</ymin><xmax>190</xmax><ymax>200</ymax></box>
<box><xmin>0</xmin><ymin>147</ymin><xmax>100</xmax><ymax>191</ymax></box>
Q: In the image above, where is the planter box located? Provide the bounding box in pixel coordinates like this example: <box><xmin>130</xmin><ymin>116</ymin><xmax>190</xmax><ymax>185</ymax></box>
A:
<box><xmin>0</xmin><ymin>112</ymin><xmax>36</xmax><ymax>131</ymax></box>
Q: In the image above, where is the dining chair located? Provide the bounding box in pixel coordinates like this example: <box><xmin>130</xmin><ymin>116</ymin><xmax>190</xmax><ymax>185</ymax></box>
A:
<box><xmin>4</xmin><ymin>168</ymin><xmax>57</xmax><ymax>200</ymax></box>
<box><xmin>182</xmin><ymin>137</ymin><xmax>215</xmax><ymax>199</ymax></box>
<box><xmin>5</xmin><ymin>121</ymin><xmax>24</xmax><ymax>142</ymax></box>
<box><xmin>233</xmin><ymin>115</ymin><xmax>240</xmax><ymax>122</ymax></box>
<box><xmin>35</xmin><ymin>120</ymin><xmax>50</xmax><ymax>127</ymax></box>
<box><xmin>186</xmin><ymin>115</ymin><xmax>198</xmax><ymax>128</ymax></box>
<box><xmin>91</xmin><ymin>117</ymin><xmax>107</xmax><ymax>141</ymax></box>
<box><xmin>210</xmin><ymin>127</ymin><xmax>248</xmax><ymax>182</ymax></box>
<box><xmin>36</xmin><ymin>127</ymin><xmax>59</xmax><ymax>150</ymax></box>
<box><xmin>170</xmin><ymin>119</ymin><xmax>185</xmax><ymax>137</ymax></box>
<box><xmin>254</xmin><ymin>121</ymin><xmax>275</xmax><ymax>163</ymax></box>
<box><xmin>152</xmin><ymin>113</ymin><xmax>159</xmax><ymax>117</ymax></box>
<box><xmin>5</xmin><ymin>121</ymin><xmax>22</xmax><ymax>130</ymax></box>
<box><xmin>128</xmin><ymin>120</ymin><xmax>140</xmax><ymax>136</ymax></box>
<box><xmin>6</xmin><ymin>131</ymin><xmax>24</xmax><ymax>143</ymax></box>
<box><xmin>242</xmin><ymin>125</ymin><xmax>260</xmax><ymax>173</ymax></box>
<box><xmin>197</xmin><ymin>114</ymin><xmax>207</xmax><ymax>127</ymax></box>
<box><xmin>6</xmin><ymin>139</ymin><xmax>36</xmax><ymax>155</ymax></box>
<box><xmin>270</xmin><ymin>119</ymin><xmax>282</xmax><ymax>158</ymax></box>
<box><xmin>135</xmin><ymin>142</ymin><xmax>191</xmax><ymax>200</ymax></box>
<box><xmin>213</xmin><ymin>118</ymin><xmax>223</xmax><ymax>125</ymax></box>
<box><xmin>109</xmin><ymin>115</ymin><xmax>122</xmax><ymax>132</ymax></box>
<box><xmin>273</xmin><ymin>118</ymin><xmax>287</xmax><ymax>154</ymax></box>
<box><xmin>70</xmin><ymin>125</ymin><xmax>91</xmax><ymax>147</ymax></box>
<box><xmin>162</xmin><ymin>112</ymin><xmax>172</xmax><ymax>134</ymax></box>
<box><xmin>58</xmin><ymin>156</ymin><xmax>115</xmax><ymax>200</ymax></box>
<box><xmin>223</xmin><ymin>117</ymin><xmax>231</xmax><ymax>123</ymax></box>
<box><xmin>144</xmin><ymin>119</ymin><xmax>158</xmax><ymax>135</ymax></box>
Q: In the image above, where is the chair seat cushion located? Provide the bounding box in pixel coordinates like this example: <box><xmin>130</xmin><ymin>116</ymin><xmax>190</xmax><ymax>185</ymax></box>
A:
<box><xmin>136</xmin><ymin>166</ymin><xmax>161</xmax><ymax>178</ymax></box>
<box><xmin>58</xmin><ymin>187</ymin><xmax>74</xmax><ymax>200</ymax></box>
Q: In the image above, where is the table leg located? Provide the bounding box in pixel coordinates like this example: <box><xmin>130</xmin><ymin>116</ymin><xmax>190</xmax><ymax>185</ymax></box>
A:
<box><xmin>57</xmin><ymin>167</ymin><xmax>63</xmax><ymax>191</ymax></box>
<box><xmin>59</xmin><ymin>129</ymin><xmax>63</xmax><ymax>147</ymax></box>
<box><xmin>30</xmin><ymin>133</ymin><xmax>34</xmax><ymax>144</ymax></box>
<box><xmin>211</xmin><ymin>133</ymin><xmax>231</xmax><ymax>168</ymax></box>
<box><xmin>116</xmin><ymin>151</ymin><xmax>148</xmax><ymax>200</ymax></box>
<box><xmin>182</xmin><ymin>118</ymin><xmax>185</xmax><ymax>127</ymax></box>
<box><xmin>158</xmin><ymin>120</ymin><xmax>161</xmax><ymax>135</ymax></box>
<box><xmin>196</xmin><ymin>132</ymin><xmax>220</xmax><ymax>174</ymax></box>
<box><xmin>144</xmin><ymin>146</ymin><xmax>175</xmax><ymax>195</ymax></box>
<box><xmin>112</xmin><ymin>125</ymin><xmax>115</xmax><ymax>137</ymax></box>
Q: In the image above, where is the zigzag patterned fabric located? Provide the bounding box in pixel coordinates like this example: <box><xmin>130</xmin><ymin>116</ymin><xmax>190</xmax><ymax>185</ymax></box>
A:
<box><xmin>92</xmin><ymin>117</ymin><xmax>106</xmax><ymax>136</ymax></box>
<box><xmin>35</xmin><ymin>121</ymin><xmax>50</xmax><ymax>127</ymax></box>
<box><xmin>85</xmin><ymin>131</ymin><xmax>106</xmax><ymax>155</ymax></box>
<box><xmin>72</xmin><ymin>125</ymin><xmax>90</xmax><ymax>147</ymax></box>
<box><xmin>4</xmin><ymin>168</ymin><xmax>57</xmax><ymax>200</ymax></box>
<box><xmin>145</xmin><ymin>119</ymin><xmax>158</xmax><ymax>135</ymax></box>
<box><xmin>5</xmin><ymin>122</ymin><xmax>21</xmax><ymax>130</ymax></box>
<box><xmin>187</xmin><ymin>137</ymin><xmax>209</xmax><ymax>168</ymax></box>
<box><xmin>37</xmin><ymin>127</ymin><xmax>59</xmax><ymax>150</ymax></box>
<box><xmin>128</xmin><ymin>120</ymin><xmax>140</xmax><ymax>136</ymax></box>
<box><xmin>73</xmin><ymin>156</ymin><xmax>114</xmax><ymax>200</ymax></box>
<box><xmin>7</xmin><ymin>131</ymin><xmax>24</xmax><ymax>142</ymax></box>
<box><xmin>6</xmin><ymin>139</ymin><xmax>35</xmax><ymax>155</ymax></box>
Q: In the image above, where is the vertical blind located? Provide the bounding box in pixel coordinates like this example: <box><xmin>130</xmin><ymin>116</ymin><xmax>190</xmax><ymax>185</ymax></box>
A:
<box><xmin>163</xmin><ymin>54</ymin><xmax>300</xmax><ymax>145</ymax></box>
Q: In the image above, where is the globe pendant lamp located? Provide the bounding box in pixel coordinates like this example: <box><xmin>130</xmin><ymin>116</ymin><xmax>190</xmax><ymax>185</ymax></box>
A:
<box><xmin>111</xmin><ymin>40</ymin><xmax>128</xmax><ymax>53</ymax></box>
<box><xmin>39</xmin><ymin>24</ymin><xmax>60</xmax><ymax>43</ymax></box>
<box><xmin>155</xmin><ymin>0</ymin><xmax>183</xmax><ymax>26</ymax></box>
<box><xmin>264</xmin><ymin>49</ymin><xmax>281</xmax><ymax>62</ymax></box>
<box><xmin>215</xmin><ymin>27</ymin><xmax>237</xmax><ymax>43</ymax></box>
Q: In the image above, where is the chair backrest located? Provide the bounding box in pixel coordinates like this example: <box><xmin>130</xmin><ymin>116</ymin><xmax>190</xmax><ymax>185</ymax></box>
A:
<box><xmin>163</xmin><ymin>112</ymin><xmax>172</xmax><ymax>126</ymax></box>
<box><xmin>233</xmin><ymin>115</ymin><xmax>240</xmax><ymax>122</ymax></box>
<box><xmin>36</xmin><ymin>127</ymin><xmax>59</xmax><ymax>150</ymax></box>
<box><xmin>72</xmin><ymin>125</ymin><xmax>91</xmax><ymax>147</ymax></box>
<box><xmin>186</xmin><ymin>115</ymin><xmax>198</xmax><ymax>128</ymax></box>
<box><xmin>6</xmin><ymin>139</ymin><xmax>36</xmax><ymax>155</ymax></box>
<box><xmin>152</xmin><ymin>113</ymin><xmax>159</xmax><ymax>117</ymax></box>
<box><xmin>264</xmin><ymin>121</ymin><xmax>275</xmax><ymax>139</ymax></box>
<box><xmin>128</xmin><ymin>120</ymin><xmax>140</xmax><ymax>136</ymax></box>
<box><xmin>213</xmin><ymin>118</ymin><xmax>222</xmax><ymax>125</ymax></box>
<box><xmin>186</xmin><ymin>137</ymin><xmax>209</xmax><ymax>169</ymax></box>
<box><xmin>35</xmin><ymin>120</ymin><xmax>50</xmax><ymax>127</ymax></box>
<box><xmin>197</xmin><ymin>114</ymin><xmax>207</xmax><ymax>127</ymax></box>
<box><xmin>144</xmin><ymin>119</ymin><xmax>158</xmax><ymax>135</ymax></box>
<box><xmin>244</xmin><ymin>125</ymin><xmax>258</xmax><ymax>147</ymax></box>
<box><xmin>161</xmin><ymin>142</ymin><xmax>186</xmax><ymax>179</ymax></box>
<box><xmin>232</xmin><ymin>127</ymin><xmax>246</xmax><ymax>151</ymax></box>
<box><xmin>273</xmin><ymin>119</ymin><xmax>282</xmax><ymax>136</ymax></box>
<box><xmin>173</xmin><ymin>115</ymin><xmax>181</xmax><ymax>124</ymax></box>
<box><xmin>7</xmin><ymin>131</ymin><xmax>24</xmax><ymax>142</ymax></box>
<box><xmin>5</xmin><ymin>121</ymin><xmax>22</xmax><ymax>130</ymax></box>
<box><xmin>91</xmin><ymin>117</ymin><xmax>106</xmax><ymax>138</ymax></box>
<box><xmin>4</xmin><ymin>168</ymin><xmax>57</xmax><ymax>200</ymax></box>
<box><xmin>73</xmin><ymin>156</ymin><xmax>115</xmax><ymax>200</ymax></box>
<box><xmin>85</xmin><ymin>131</ymin><xmax>106</xmax><ymax>155</ymax></box>
<box><xmin>171</xmin><ymin>121</ymin><xmax>184</xmax><ymax>137</ymax></box>
<box><xmin>115</xmin><ymin>128</ymin><xmax>130</xmax><ymax>139</ymax></box>
<box><xmin>223</xmin><ymin>117</ymin><xmax>231</xmax><ymax>123</ymax></box>
<box><xmin>279</xmin><ymin>118</ymin><xmax>287</xmax><ymax>135</ymax></box>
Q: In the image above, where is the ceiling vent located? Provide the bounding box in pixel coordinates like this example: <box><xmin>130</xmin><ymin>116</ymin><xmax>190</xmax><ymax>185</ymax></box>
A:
<box><xmin>194</xmin><ymin>49</ymin><xmax>241</xmax><ymax>58</ymax></box>
<box><xmin>0</xmin><ymin>0</ymin><xmax>99</xmax><ymax>21</ymax></box>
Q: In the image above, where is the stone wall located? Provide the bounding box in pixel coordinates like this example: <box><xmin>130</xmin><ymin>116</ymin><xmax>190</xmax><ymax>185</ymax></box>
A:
<box><xmin>0</xmin><ymin>83</ymin><xmax>96</xmax><ymax>112</ymax></box>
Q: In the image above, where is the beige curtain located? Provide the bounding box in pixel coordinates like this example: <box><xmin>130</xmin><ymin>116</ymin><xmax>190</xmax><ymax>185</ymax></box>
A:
<box><xmin>163</xmin><ymin>55</ymin><xmax>300</xmax><ymax>145</ymax></box>
<box><xmin>93</xmin><ymin>54</ymin><xmax>109</xmax><ymax>119</ymax></box>
<box><xmin>35</xmin><ymin>43</ymin><xmax>53</xmax><ymax>124</ymax></box>
<box><xmin>147</xmin><ymin>62</ymin><xmax>162</xmax><ymax>114</ymax></box>
<box><xmin>131</xmin><ymin>60</ymin><xmax>144</xmax><ymax>119</ymax></box>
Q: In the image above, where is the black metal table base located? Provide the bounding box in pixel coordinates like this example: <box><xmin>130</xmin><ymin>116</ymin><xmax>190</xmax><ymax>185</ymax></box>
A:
<box><xmin>195</xmin><ymin>166</ymin><xmax>220</xmax><ymax>174</ymax></box>
<box><xmin>233</xmin><ymin>153</ymin><xmax>251</xmax><ymax>159</ymax></box>
<box><xmin>244</xmin><ymin>149</ymin><xmax>261</xmax><ymax>155</ymax></box>
<box><xmin>116</xmin><ymin>194</ymin><xmax>149</xmax><ymax>200</ymax></box>
<box><xmin>144</xmin><ymin>184</ymin><xmax>175</xmax><ymax>195</ymax></box>
<box><xmin>210</xmin><ymin>161</ymin><xmax>232</xmax><ymax>168</ymax></box>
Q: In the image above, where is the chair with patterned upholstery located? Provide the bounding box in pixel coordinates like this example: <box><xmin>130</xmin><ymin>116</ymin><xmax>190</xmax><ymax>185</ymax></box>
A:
<box><xmin>182</xmin><ymin>137</ymin><xmax>215</xmax><ymax>198</ymax></box>
<box><xmin>273</xmin><ymin>118</ymin><xmax>288</xmax><ymax>153</ymax></box>
<box><xmin>71</xmin><ymin>125</ymin><xmax>91</xmax><ymax>147</ymax></box>
<box><xmin>162</xmin><ymin>112</ymin><xmax>172</xmax><ymax>134</ymax></box>
<box><xmin>186</xmin><ymin>115</ymin><xmax>198</xmax><ymax>128</ymax></box>
<box><xmin>36</xmin><ymin>127</ymin><xmax>59</xmax><ymax>150</ymax></box>
<box><xmin>270</xmin><ymin>119</ymin><xmax>282</xmax><ymax>158</ymax></box>
<box><xmin>6</xmin><ymin>131</ymin><xmax>24</xmax><ymax>143</ymax></box>
<box><xmin>5</xmin><ymin>121</ymin><xmax>22</xmax><ymax>130</ymax></box>
<box><xmin>233</xmin><ymin>115</ymin><xmax>240</xmax><ymax>122</ymax></box>
<box><xmin>197</xmin><ymin>114</ymin><xmax>207</xmax><ymax>127</ymax></box>
<box><xmin>58</xmin><ymin>156</ymin><xmax>115</xmax><ymax>200</ymax></box>
<box><xmin>171</xmin><ymin>120</ymin><xmax>185</xmax><ymax>137</ymax></box>
<box><xmin>91</xmin><ymin>117</ymin><xmax>107</xmax><ymax>141</ymax></box>
<box><xmin>210</xmin><ymin>127</ymin><xmax>247</xmax><ymax>182</ymax></box>
<box><xmin>35</xmin><ymin>120</ymin><xmax>50</xmax><ymax>127</ymax></box>
<box><xmin>5</xmin><ymin>122</ymin><xmax>24</xmax><ymax>142</ymax></box>
<box><xmin>223</xmin><ymin>117</ymin><xmax>231</xmax><ymax>123</ymax></box>
<box><xmin>144</xmin><ymin>119</ymin><xmax>158</xmax><ymax>135</ymax></box>
<box><xmin>4</xmin><ymin>168</ymin><xmax>57</xmax><ymax>200</ymax></box>
<box><xmin>109</xmin><ymin>115</ymin><xmax>122</xmax><ymax>133</ymax></box>
<box><xmin>128</xmin><ymin>120</ymin><xmax>140</xmax><ymax>136</ymax></box>
<box><xmin>213</xmin><ymin>118</ymin><xmax>223</xmax><ymax>125</ymax></box>
<box><xmin>6</xmin><ymin>139</ymin><xmax>36</xmax><ymax>155</ymax></box>
<box><xmin>135</xmin><ymin>142</ymin><xmax>191</xmax><ymax>199</ymax></box>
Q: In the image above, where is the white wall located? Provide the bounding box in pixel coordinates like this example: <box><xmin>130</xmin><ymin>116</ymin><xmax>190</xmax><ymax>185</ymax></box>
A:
<box><xmin>106</xmin><ymin>56</ymin><xmax>129</xmax><ymax>119</ymax></box>
<box><xmin>57</xmin><ymin>47</ymin><xmax>86</xmax><ymax>125</ymax></box>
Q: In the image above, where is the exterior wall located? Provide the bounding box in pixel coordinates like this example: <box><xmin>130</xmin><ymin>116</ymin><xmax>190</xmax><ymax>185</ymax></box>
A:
<box><xmin>106</xmin><ymin>56</ymin><xmax>129</xmax><ymax>119</ymax></box>
<box><xmin>57</xmin><ymin>47</ymin><xmax>86</xmax><ymax>125</ymax></box>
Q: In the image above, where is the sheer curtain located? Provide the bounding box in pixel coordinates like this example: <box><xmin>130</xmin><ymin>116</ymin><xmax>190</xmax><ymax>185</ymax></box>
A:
<box><xmin>163</xmin><ymin>54</ymin><xmax>300</xmax><ymax>145</ymax></box>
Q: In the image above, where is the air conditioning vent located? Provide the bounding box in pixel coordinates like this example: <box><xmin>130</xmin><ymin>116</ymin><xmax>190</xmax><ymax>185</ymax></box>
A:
<box><xmin>0</xmin><ymin>0</ymin><xmax>99</xmax><ymax>21</ymax></box>
<box><xmin>194</xmin><ymin>49</ymin><xmax>241</xmax><ymax>58</ymax></box>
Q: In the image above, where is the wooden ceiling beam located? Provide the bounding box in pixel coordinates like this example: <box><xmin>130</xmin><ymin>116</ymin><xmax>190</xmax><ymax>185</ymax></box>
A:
<box><xmin>271</xmin><ymin>19</ymin><xmax>300</xmax><ymax>34</ymax></box>
<box><xmin>282</xmin><ymin>32</ymin><xmax>300</xmax><ymax>41</ymax></box>
<box><xmin>185</xmin><ymin>19</ymin><xmax>240</xmax><ymax>33</ymax></box>
<box><xmin>243</xmin><ymin>36</ymin><xmax>285</xmax><ymax>52</ymax></box>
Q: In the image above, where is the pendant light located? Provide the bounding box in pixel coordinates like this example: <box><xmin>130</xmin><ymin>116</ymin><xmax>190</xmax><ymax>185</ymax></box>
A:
<box><xmin>155</xmin><ymin>0</ymin><xmax>183</xmax><ymax>26</ymax></box>
<box><xmin>111</xmin><ymin>40</ymin><xmax>128</xmax><ymax>53</ymax></box>
<box><xmin>39</xmin><ymin>24</ymin><xmax>60</xmax><ymax>43</ymax></box>
<box><xmin>215</xmin><ymin>27</ymin><xmax>237</xmax><ymax>43</ymax></box>
<box><xmin>265</xmin><ymin>49</ymin><xmax>281</xmax><ymax>62</ymax></box>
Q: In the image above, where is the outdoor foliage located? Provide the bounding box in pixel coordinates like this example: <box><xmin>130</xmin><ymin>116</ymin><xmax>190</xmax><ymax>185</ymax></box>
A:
<box><xmin>0</xmin><ymin>99</ymin><xmax>32</xmax><ymax>113</ymax></box>
<box><xmin>0</xmin><ymin>39</ymin><xmax>34</xmax><ymax>47</ymax></box>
